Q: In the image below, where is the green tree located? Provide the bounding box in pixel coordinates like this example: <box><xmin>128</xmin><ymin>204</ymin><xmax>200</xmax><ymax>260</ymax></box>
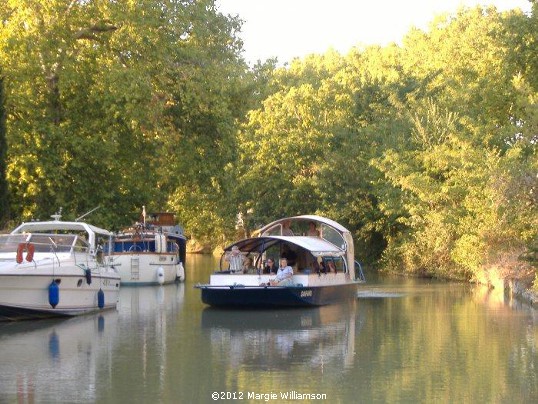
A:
<box><xmin>0</xmin><ymin>74</ymin><xmax>8</xmax><ymax>228</ymax></box>
<box><xmin>372</xmin><ymin>6</ymin><xmax>537</xmax><ymax>280</ymax></box>
<box><xmin>0</xmin><ymin>0</ymin><xmax>248</xmax><ymax>235</ymax></box>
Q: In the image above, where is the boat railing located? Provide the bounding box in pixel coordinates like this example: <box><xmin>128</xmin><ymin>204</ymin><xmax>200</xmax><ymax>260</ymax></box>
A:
<box><xmin>355</xmin><ymin>261</ymin><xmax>366</xmax><ymax>282</ymax></box>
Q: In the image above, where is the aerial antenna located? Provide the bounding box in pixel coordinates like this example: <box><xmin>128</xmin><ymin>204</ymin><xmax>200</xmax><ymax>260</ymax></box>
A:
<box><xmin>51</xmin><ymin>207</ymin><xmax>63</xmax><ymax>221</ymax></box>
<box><xmin>76</xmin><ymin>206</ymin><xmax>100</xmax><ymax>222</ymax></box>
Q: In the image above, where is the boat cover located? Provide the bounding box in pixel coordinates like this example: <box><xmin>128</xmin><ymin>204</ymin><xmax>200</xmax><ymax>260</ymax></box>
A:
<box><xmin>224</xmin><ymin>236</ymin><xmax>345</xmax><ymax>257</ymax></box>
<box><xmin>258</xmin><ymin>215</ymin><xmax>350</xmax><ymax>235</ymax></box>
<box><xmin>11</xmin><ymin>221</ymin><xmax>113</xmax><ymax>236</ymax></box>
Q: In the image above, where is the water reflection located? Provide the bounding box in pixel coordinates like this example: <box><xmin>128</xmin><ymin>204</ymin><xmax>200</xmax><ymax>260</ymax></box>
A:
<box><xmin>201</xmin><ymin>301</ymin><xmax>362</xmax><ymax>392</ymax></box>
<box><xmin>99</xmin><ymin>283</ymin><xmax>187</xmax><ymax>403</ymax></box>
<box><xmin>118</xmin><ymin>283</ymin><xmax>185</xmax><ymax>319</ymax></box>
<box><xmin>0</xmin><ymin>262</ymin><xmax>536</xmax><ymax>403</ymax></box>
<box><xmin>0</xmin><ymin>312</ymin><xmax>118</xmax><ymax>403</ymax></box>
<box><xmin>354</xmin><ymin>277</ymin><xmax>538</xmax><ymax>403</ymax></box>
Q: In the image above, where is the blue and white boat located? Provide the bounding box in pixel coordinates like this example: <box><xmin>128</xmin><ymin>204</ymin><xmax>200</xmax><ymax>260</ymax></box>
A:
<box><xmin>0</xmin><ymin>212</ymin><xmax>120</xmax><ymax>321</ymax></box>
<box><xmin>110</xmin><ymin>211</ymin><xmax>187</xmax><ymax>285</ymax></box>
<box><xmin>196</xmin><ymin>215</ymin><xmax>365</xmax><ymax>307</ymax></box>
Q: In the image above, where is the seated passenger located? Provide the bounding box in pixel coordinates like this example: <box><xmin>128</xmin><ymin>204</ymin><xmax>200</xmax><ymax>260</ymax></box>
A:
<box><xmin>306</xmin><ymin>221</ymin><xmax>320</xmax><ymax>237</ymax></box>
<box><xmin>242</xmin><ymin>256</ymin><xmax>256</xmax><ymax>274</ymax></box>
<box><xmin>327</xmin><ymin>260</ymin><xmax>337</xmax><ymax>273</ymax></box>
<box><xmin>263</xmin><ymin>258</ymin><xmax>278</xmax><ymax>274</ymax></box>
<box><xmin>281</xmin><ymin>220</ymin><xmax>294</xmax><ymax>236</ymax></box>
<box><xmin>269</xmin><ymin>257</ymin><xmax>294</xmax><ymax>286</ymax></box>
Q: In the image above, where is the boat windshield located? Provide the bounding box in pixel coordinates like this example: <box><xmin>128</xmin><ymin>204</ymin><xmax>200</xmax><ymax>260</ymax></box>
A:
<box><xmin>28</xmin><ymin>234</ymin><xmax>83</xmax><ymax>253</ymax></box>
<box><xmin>0</xmin><ymin>233</ymin><xmax>87</xmax><ymax>254</ymax></box>
<box><xmin>319</xmin><ymin>224</ymin><xmax>346</xmax><ymax>250</ymax></box>
<box><xmin>261</xmin><ymin>220</ymin><xmax>346</xmax><ymax>250</ymax></box>
<box><xmin>0</xmin><ymin>234</ymin><xmax>27</xmax><ymax>253</ymax></box>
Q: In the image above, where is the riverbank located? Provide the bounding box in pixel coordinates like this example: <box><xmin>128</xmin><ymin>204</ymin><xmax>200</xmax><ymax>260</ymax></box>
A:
<box><xmin>506</xmin><ymin>278</ymin><xmax>538</xmax><ymax>306</ymax></box>
<box><xmin>483</xmin><ymin>262</ymin><xmax>538</xmax><ymax>307</ymax></box>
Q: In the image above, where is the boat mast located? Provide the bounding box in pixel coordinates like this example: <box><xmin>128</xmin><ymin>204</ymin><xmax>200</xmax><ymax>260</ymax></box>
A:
<box><xmin>75</xmin><ymin>206</ymin><xmax>100</xmax><ymax>222</ymax></box>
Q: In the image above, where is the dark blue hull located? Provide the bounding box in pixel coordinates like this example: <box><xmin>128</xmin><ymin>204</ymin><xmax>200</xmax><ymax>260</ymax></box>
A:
<box><xmin>198</xmin><ymin>283</ymin><xmax>359</xmax><ymax>308</ymax></box>
<box><xmin>0</xmin><ymin>303</ymin><xmax>116</xmax><ymax>321</ymax></box>
<box><xmin>0</xmin><ymin>305</ymin><xmax>74</xmax><ymax>321</ymax></box>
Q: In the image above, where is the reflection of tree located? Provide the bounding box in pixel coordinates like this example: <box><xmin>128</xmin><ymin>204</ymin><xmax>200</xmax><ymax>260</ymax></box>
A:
<box><xmin>352</xmin><ymin>281</ymin><xmax>538</xmax><ymax>402</ymax></box>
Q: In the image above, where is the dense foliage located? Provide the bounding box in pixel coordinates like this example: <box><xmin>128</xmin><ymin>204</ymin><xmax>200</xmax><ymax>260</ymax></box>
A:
<box><xmin>1</xmin><ymin>2</ymin><xmax>536</xmax><ymax>283</ymax></box>
<box><xmin>236</xmin><ymin>5</ymin><xmax>537</xmax><ymax>283</ymax></box>
<box><xmin>0</xmin><ymin>0</ymin><xmax>250</xmax><ymax>237</ymax></box>
<box><xmin>0</xmin><ymin>75</ymin><xmax>8</xmax><ymax>225</ymax></box>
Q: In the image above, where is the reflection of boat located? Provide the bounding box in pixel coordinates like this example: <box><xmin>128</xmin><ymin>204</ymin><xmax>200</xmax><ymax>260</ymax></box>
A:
<box><xmin>201</xmin><ymin>302</ymin><xmax>359</xmax><ymax>370</ymax></box>
<box><xmin>110</xmin><ymin>210</ymin><xmax>187</xmax><ymax>285</ymax></box>
<box><xmin>0</xmin><ymin>311</ymin><xmax>118</xmax><ymax>402</ymax></box>
<box><xmin>114</xmin><ymin>284</ymin><xmax>184</xmax><ymax>396</ymax></box>
<box><xmin>118</xmin><ymin>282</ymin><xmax>185</xmax><ymax>318</ymax></box>
<box><xmin>196</xmin><ymin>215</ymin><xmax>366</xmax><ymax>307</ymax></box>
<box><xmin>0</xmin><ymin>211</ymin><xmax>120</xmax><ymax>321</ymax></box>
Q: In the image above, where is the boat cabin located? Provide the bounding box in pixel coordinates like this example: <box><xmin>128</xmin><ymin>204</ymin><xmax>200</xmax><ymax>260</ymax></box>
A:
<box><xmin>112</xmin><ymin>211</ymin><xmax>187</xmax><ymax>268</ymax></box>
<box><xmin>113</xmin><ymin>233</ymin><xmax>181</xmax><ymax>255</ymax></box>
<box><xmin>216</xmin><ymin>215</ymin><xmax>364</xmax><ymax>285</ymax></box>
<box><xmin>7</xmin><ymin>221</ymin><xmax>112</xmax><ymax>256</ymax></box>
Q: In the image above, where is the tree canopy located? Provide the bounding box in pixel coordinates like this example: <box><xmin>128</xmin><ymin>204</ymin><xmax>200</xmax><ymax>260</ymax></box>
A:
<box><xmin>1</xmin><ymin>2</ymin><xmax>536</xmax><ymax>283</ymax></box>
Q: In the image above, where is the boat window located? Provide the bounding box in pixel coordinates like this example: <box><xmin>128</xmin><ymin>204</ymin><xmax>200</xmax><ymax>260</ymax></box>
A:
<box><xmin>262</xmin><ymin>224</ymin><xmax>284</xmax><ymax>236</ymax></box>
<box><xmin>290</xmin><ymin>220</ymin><xmax>320</xmax><ymax>236</ymax></box>
<box><xmin>320</xmin><ymin>224</ymin><xmax>346</xmax><ymax>249</ymax></box>
<box><xmin>114</xmin><ymin>240</ymin><xmax>147</xmax><ymax>252</ymax></box>
<box><xmin>74</xmin><ymin>237</ymin><xmax>89</xmax><ymax>253</ymax></box>
<box><xmin>168</xmin><ymin>241</ymin><xmax>179</xmax><ymax>253</ymax></box>
<box><xmin>321</xmin><ymin>257</ymin><xmax>346</xmax><ymax>273</ymax></box>
<box><xmin>28</xmin><ymin>234</ymin><xmax>77</xmax><ymax>253</ymax></box>
<box><xmin>0</xmin><ymin>235</ymin><xmax>27</xmax><ymax>253</ymax></box>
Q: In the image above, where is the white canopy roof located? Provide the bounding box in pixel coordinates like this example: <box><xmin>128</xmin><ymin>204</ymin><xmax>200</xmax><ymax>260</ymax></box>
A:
<box><xmin>226</xmin><ymin>236</ymin><xmax>345</xmax><ymax>257</ymax></box>
<box><xmin>11</xmin><ymin>221</ymin><xmax>112</xmax><ymax>236</ymax></box>
<box><xmin>259</xmin><ymin>215</ymin><xmax>350</xmax><ymax>235</ymax></box>
<box><xmin>11</xmin><ymin>220</ymin><xmax>112</xmax><ymax>249</ymax></box>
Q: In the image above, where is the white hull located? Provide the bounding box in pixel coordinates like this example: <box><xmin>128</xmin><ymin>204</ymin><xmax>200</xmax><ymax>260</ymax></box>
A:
<box><xmin>112</xmin><ymin>253</ymin><xmax>185</xmax><ymax>285</ymax></box>
<box><xmin>1</xmin><ymin>216</ymin><xmax>121</xmax><ymax>321</ymax></box>
<box><xmin>0</xmin><ymin>258</ymin><xmax>120</xmax><ymax>320</ymax></box>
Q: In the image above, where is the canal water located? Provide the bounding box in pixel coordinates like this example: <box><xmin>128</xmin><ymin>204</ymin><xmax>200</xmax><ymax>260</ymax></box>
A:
<box><xmin>0</xmin><ymin>254</ymin><xmax>536</xmax><ymax>403</ymax></box>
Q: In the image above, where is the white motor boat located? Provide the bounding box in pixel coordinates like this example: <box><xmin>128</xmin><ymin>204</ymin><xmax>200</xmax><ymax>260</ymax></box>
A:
<box><xmin>0</xmin><ymin>213</ymin><xmax>121</xmax><ymax>321</ymax></box>
<box><xmin>110</xmin><ymin>211</ymin><xmax>187</xmax><ymax>285</ymax></box>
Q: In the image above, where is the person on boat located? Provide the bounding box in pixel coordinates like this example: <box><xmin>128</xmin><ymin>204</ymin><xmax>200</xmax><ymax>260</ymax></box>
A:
<box><xmin>281</xmin><ymin>220</ymin><xmax>294</xmax><ymax>236</ymax></box>
<box><xmin>306</xmin><ymin>221</ymin><xmax>320</xmax><ymax>237</ymax></box>
<box><xmin>280</xmin><ymin>244</ymin><xmax>297</xmax><ymax>267</ymax></box>
<box><xmin>263</xmin><ymin>258</ymin><xmax>278</xmax><ymax>274</ymax></box>
<box><xmin>242</xmin><ymin>256</ymin><xmax>256</xmax><ymax>274</ymax></box>
<box><xmin>327</xmin><ymin>260</ymin><xmax>337</xmax><ymax>273</ymax></box>
<box><xmin>269</xmin><ymin>257</ymin><xmax>294</xmax><ymax>286</ymax></box>
<box><xmin>225</xmin><ymin>245</ymin><xmax>244</xmax><ymax>273</ymax></box>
